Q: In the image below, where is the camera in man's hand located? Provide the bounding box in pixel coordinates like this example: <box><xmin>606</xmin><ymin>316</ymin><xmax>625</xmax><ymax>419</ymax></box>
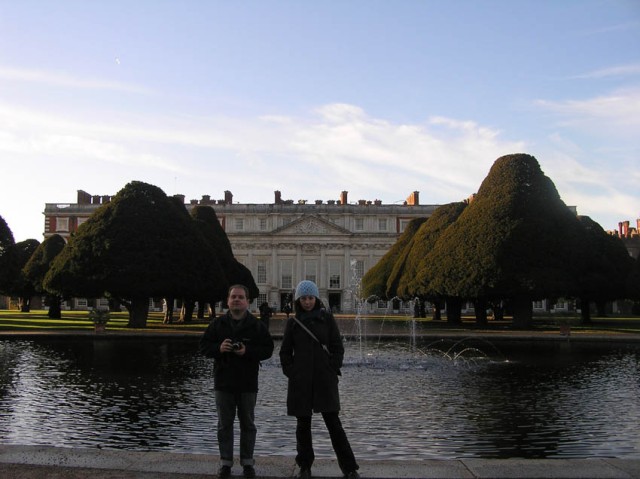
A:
<box><xmin>231</xmin><ymin>341</ymin><xmax>243</xmax><ymax>351</ymax></box>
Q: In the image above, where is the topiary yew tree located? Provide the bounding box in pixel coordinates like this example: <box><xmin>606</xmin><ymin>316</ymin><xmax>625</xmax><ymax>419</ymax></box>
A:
<box><xmin>7</xmin><ymin>239</ymin><xmax>41</xmax><ymax>312</ymax></box>
<box><xmin>191</xmin><ymin>205</ymin><xmax>258</xmax><ymax>296</ymax></box>
<box><xmin>0</xmin><ymin>216</ymin><xmax>16</xmax><ymax>294</ymax></box>
<box><xmin>361</xmin><ymin>217</ymin><xmax>429</xmax><ymax>301</ymax></box>
<box><xmin>575</xmin><ymin>215</ymin><xmax>635</xmax><ymax>323</ymax></box>
<box><xmin>424</xmin><ymin>154</ymin><xmax>585</xmax><ymax>328</ymax></box>
<box><xmin>44</xmin><ymin>181</ymin><xmax>226</xmax><ymax>327</ymax></box>
<box><xmin>23</xmin><ymin>234</ymin><xmax>67</xmax><ymax>318</ymax></box>
<box><xmin>396</xmin><ymin>202</ymin><xmax>468</xmax><ymax>323</ymax></box>
<box><xmin>627</xmin><ymin>257</ymin><xmax>640</xmax><ymax>312</ymax></box>
<box><xmin>0</xmin><ymin>215</ymin><xmax>16</xmax><ymax>296</ymax></box>
<box><xmin>175</xmin><ymin>205</ymin><xmax>259</xmax><ymax>322</ymax></box>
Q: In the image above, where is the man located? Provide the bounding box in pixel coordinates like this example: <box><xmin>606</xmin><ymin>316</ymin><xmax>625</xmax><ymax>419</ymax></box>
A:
<box><xmin>200</xmin><ymin>284</ymin><xmax>274</xmax><ymax>479</ymax></box>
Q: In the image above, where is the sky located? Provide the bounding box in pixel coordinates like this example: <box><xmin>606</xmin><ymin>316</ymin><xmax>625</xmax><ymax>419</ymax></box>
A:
<box><xmin>0</xmin><ymin>0</ymin><xmax>639</xmax><ymax>243</ymax></box>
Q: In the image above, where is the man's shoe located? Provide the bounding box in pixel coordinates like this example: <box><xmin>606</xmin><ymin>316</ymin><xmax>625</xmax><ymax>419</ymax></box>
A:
<box><xmin>296</xmin><ymin>467</ymin><xmax>311</xmax><ymax>479</ymax></box>
<box><xmin>344</xmin><ymin>471</ymin><xmax>360</xmax><ymax>479</ymax></box>
<box><xmin>243</xmin><ymin>465</ymin><xmax>256</xmax><ymax>478</ymax></box>
<box><xmin>217</xmin><ymin>465</ymin><xmax>231</xmax><ymax>479</ymax></box>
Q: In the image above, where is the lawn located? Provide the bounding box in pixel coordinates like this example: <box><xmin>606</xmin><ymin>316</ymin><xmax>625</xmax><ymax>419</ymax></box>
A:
<box><xmin>0</xmin><ymin>309</ymin><xmax>210</xmax><ymax>332</ymax></box>
<box><xmin>1</xmin><ymin>309</ymin><xmax>639</xmax><ymax>334</ymax></box>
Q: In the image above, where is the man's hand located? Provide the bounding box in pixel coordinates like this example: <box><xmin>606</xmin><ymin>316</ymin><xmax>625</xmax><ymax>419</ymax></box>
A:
<box><xmin>220</xmin><ymin>339</ymin><xmax>246</xmax><ymax>355</ymax></box>
<box><xmin>220</xmin><ymin>339</ymin><xmax>233</xmax><ymax>353</ymax></box>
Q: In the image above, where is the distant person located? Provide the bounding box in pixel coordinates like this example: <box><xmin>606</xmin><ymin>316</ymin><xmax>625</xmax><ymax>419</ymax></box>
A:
<box><xmin>200</xmin><ymin>284</ymin><xmax>274</xmax><ymax>479</ymax></box>
<box><xmin>258</xmin><ymin>301</ymin><xmax>273</xmax><ymax>331</ymax></box>
<box><xmin>283</xmin><ymin>299</ymin><xmax>292</xmax><ymax>319</ymax></box>
<box><xmin>279</xmin><ymin>280</ymin><xmax>360</xmax><ymax>479</ymax></box>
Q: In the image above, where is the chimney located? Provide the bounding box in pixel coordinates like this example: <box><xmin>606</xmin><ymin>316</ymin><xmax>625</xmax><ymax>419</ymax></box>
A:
<box><xmin>173</xmin><ymin>194</ymin><xmax>185</xmax><ymax>204</ymax></box>
<box><xmin>620</xmin><ymin>221</ymin><xmax>630</xmax><ymax>238</ymax></box>
<box><xmin>77</xmin><ymin>190</ymin><xmax>92</xmax><ymax>204</ymax></box>
<box><xmin>201</xmin><ymin>195</ymin><xmax>211</xmax><ymax>205</ymax></box>
<box><xmin>275</xmin><ymin>191</ymin><xmax>282</xmax><ymax>204</ymax></box>
<box><xmin>340</xmin><ymin>191</ymin><xmax>348</xmax><ymax>205</ymax></box>
<box><xmin>224</xmin><ymin>190</ymin><xmax>233</xmax><ymax>205</ymax></box>
<box><xmin>406</xmin><ymin>191</ymin><xmax>420</xmax><ymax>206</ymax></box>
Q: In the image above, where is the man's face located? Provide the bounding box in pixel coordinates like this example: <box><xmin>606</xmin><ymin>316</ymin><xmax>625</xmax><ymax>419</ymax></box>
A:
<box><xmin>228</xmin><ymin>288</ymin><xmax>249</xmax><ymax>314</ymax></box>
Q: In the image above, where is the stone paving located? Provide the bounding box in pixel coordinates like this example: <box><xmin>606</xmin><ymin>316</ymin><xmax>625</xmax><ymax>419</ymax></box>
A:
<box><xmin>2</xmin><ymin>445</ymin><xmax>640</xmax><ymax>478</ymax></box>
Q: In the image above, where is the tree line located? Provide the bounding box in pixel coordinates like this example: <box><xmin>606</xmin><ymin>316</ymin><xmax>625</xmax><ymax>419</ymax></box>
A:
<box><xmin>361</xmin><ymin>154</ymin><xmax>640</xmax><ymax>328</ymax></box>
<box><xmin>0</xmin><ymin>181</ymin><xmax>257</xmax><ymax>327</ymax></box>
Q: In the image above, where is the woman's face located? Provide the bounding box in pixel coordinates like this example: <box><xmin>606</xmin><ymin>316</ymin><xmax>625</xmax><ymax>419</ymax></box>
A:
<box><xmin>299</xmin><ymin>295</ymin><xmax>316</xmax><ymax>312</ymax></box>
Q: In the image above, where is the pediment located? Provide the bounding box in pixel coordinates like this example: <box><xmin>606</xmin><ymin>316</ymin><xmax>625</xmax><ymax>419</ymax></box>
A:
<box><xmin>273</xmin><ymin>215</ymin><xmax>351</xmax><ymax>236</ymax></box>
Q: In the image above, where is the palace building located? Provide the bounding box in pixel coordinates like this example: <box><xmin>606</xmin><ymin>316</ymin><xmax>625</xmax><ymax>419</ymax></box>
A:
<box><xmin>43</xmin><ymin>189</ymin><xmax>439</xmax><ymax>313</ymax></box>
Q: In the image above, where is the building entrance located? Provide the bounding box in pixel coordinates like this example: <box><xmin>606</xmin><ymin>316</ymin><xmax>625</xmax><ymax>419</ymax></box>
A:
<box><xmin>328</xmin><ymin>293</ymin><xmax>341</xmax><ymax>313</ymax></box>
<box><xmin>280</xmin><ymin>292</ymin><xmax>293</xmax><ymax>316</ymax></box>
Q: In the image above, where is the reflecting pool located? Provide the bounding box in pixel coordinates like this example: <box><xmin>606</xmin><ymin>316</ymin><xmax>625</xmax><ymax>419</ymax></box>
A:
<box><xmin>0</xmin><ymin>337</ymin><xmax>639</xmax><ymax>459</ymax></box>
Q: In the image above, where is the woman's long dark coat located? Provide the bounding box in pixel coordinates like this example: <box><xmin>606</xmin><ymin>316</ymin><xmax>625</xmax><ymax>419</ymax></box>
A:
<box><xmin>279</xmin><ymin>308</ymin><xmax>344</xmax><ymax>416</ymax></box>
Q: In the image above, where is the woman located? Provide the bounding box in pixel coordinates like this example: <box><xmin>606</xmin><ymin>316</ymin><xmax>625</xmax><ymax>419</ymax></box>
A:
<box><xmin>279</xmin><ymin>280</ymin><xmax>360</xmax><ymax>479</ymax></box>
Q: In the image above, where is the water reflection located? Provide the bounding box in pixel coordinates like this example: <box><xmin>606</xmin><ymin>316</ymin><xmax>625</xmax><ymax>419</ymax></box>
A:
<box><xmin>0</xmin><ymin>338</ymin><xmax>638</xmax><ymax>459</ymax></box>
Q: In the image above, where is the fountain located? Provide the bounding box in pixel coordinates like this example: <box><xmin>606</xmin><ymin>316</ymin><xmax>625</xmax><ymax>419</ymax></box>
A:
<box><xmin>344</xmin><ymin>263</ymin><xmax>497</xmax><ymax>367</ymax></box>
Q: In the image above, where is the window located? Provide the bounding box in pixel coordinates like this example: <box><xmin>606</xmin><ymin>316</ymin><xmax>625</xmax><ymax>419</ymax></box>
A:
<box><xmin>378</xmin><ymin>218</ymin><xmax>387</xmax><ymax>231</ymax></box>
<box><xmin>257</xmin><ymin>293</ymin><xmax>267</xmax><ymax>307</ymax></box>
<box><xmin>56</xmin><ymin>217</ymin><xmax>69</xmax><ymax>232</ymax></box>
<box><xmin>355</xmin><ymin>218</ymin><xmax>364</xmax><ymax>231</ymax></box>
<box><xmin>352</xmin><ymin>259</ymin><xmax>364</xmax><ymax>281</ymax></box>
<box><xmin>257</xmin><ymin>260</ymin><xmax>267</xmax><ymax>284</ymax></box>
<box><xmin>75</xmin><ymin>298</ymin><xmax>88</xmax><ymax>308</ymax></box>
<box><xmin>328</xmin><ymin>260</ymin><xmax>341</xmax><ymax>289</ymax></box>
<box><xmin>304</xmin><ymin>260</ymin><xmax>317</xmax><ymax>283</ymax></box>
<box><xmin>280</xmin><ymin>260</ymin><xmax>293</xmax><ymax>289</ymax></box>
<box><xmin>235</xmin><ymin>218</ymin><xmax>244</xmax><ymax>231</ymax></box>
<box><xmin>399</xmin><ymin>219</ymin><xmax>411</xmax><ymax>232</ymax></box>
<box><xmin>554</xmin><ymin>300</ymin><xmax>567</xmax><ymax>311</ymax></box>
<box><xmin>259</xmin><ymin>218</ymin><xmax>267</xmax><ymax>231</ymax></box>
<box><xmin>77</xmin><ymin>217</ymin><xmax>89</xmax><ymax>228</ymax></box>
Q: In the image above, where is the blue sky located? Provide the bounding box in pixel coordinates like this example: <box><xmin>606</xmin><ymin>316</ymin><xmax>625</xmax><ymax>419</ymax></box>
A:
<box><xmin>1</xmin><ymin>0</ymin><xmax>638</xmax><ymax>242</ymax></box>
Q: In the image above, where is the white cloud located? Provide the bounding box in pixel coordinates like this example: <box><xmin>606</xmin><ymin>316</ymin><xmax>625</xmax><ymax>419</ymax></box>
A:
<box><xmin>1</xmin><ymin>97</ymin><xmax>635</xmax><ymax>240</ymax></box>
<box><xmin>572</xmin><ymin>63</ymin><xmax>640</xmax><ymax>79</ymax></box>
<box><xmin>538</xmin><ymin>138</ymin><xmax>638</xmax><ymax>231</ymax></box>
<box><xmin>535</xmin><ymin>87</ymin><xmax>640</xmax><ymax>135</ymax></box>
<box><xmin>0</xmin><ymin>65</ymin><xmax>152</xmax><ymax>94</ymax></box>
<box><xmin>283</xmin><ymin>107</ymin><xmax>524</xmax><ymax>200</ymax></box>
<box><xmin>578</xmin><ymin>21</ymin><xmax>640</xmax><ymax>36</ymax></box>
<box><xmin>0</xmin><ymin>100</ymin><xmax>524</xmax><ymax>210</ymax></box>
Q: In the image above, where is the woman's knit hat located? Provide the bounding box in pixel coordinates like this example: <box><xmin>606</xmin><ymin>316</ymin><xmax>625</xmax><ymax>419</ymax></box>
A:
<box><xmin>294</xmin><ymin>280</ymin><xmax>319</xmax><ymax>300</ymax></box>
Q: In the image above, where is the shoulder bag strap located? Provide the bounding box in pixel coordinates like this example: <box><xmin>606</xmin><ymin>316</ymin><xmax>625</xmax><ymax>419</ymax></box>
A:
<box><xmin>292</xmin><ymin>316</ymin><xmax>331</xmax><ymax>356</ymax></box>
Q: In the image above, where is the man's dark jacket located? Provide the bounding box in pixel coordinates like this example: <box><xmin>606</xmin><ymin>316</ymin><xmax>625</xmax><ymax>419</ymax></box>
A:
<box><xmin>200</xmin><ymin>311</ymin><xmax>274</xmax><ymax>392</ymax></box>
